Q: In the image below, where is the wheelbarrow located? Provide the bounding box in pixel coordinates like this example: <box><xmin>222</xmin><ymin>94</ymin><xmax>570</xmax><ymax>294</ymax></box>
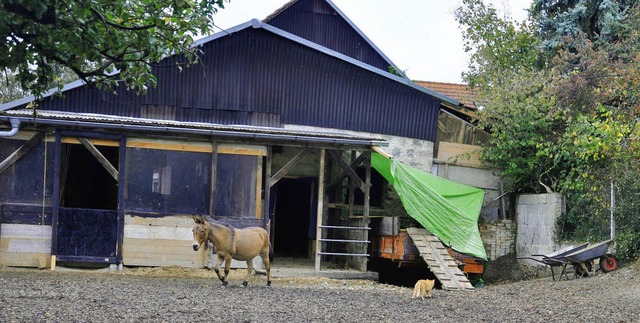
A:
<box><xmin>563</xmin><ymin>239</ymin><xmax>618</xmax><ymax>278</ymax></box>
<box><xmin>517</xmin><ymin>242</ymin><xmax>589</xmax><ymax>281</ymax></box>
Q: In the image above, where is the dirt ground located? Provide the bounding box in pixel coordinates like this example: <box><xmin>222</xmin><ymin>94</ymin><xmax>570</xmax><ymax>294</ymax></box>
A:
<box><xmin>1</xmin><ymin>261</ymin><xmax>639</xmax><ymax>323</ymax></box>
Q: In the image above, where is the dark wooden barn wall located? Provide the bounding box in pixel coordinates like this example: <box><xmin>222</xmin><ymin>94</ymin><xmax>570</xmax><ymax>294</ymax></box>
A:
<box><xmin>35</xmin><ymin>29</ymin><xmax>440</xmax><ymax>142</ymax></box>
<box><xmin>265</xmin><ymin>0</ymin><xmax>391</xmax><ymax>72</ymax></box>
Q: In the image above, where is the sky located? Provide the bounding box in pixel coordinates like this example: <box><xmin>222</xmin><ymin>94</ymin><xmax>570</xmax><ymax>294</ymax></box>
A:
<box><xmin>210</xmin><ymin>0</ymin><xmax>533</xmax><ymax>84</ymax></box>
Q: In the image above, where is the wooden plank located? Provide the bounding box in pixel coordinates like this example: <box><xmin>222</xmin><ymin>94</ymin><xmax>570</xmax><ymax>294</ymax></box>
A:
<box><xmin>0</xmin><ymin>223</ymin><xmax>52</xmax><ymax>238</ymax></box>
<box><xmin>126</xmin><ymin>138</ymin><xmax>266</xmax><ymax>155</ymax></box>
<box><xmin>78</xmin><ymin>137</ymin><xmax>119</xmax><ymax>181</ymax></box>
<box><xmin>270</xmin><ymin>148</ymin><xmax>311</xmax><ymax>187</ymax></box>
<box><xmin>328</xmin><ymin>152</ymin><xmax>368</xmax><ymax>191</ymax></box>
<box><xmin>327</xmin><ymin>149</ymin><xmax>365</xmax><ymax>192</ymax></box>
<box><xmin>406</xmin><ymin>227</ymin><xmax>474</xmax><ymax>291</ymax></box>
<box><xmin>61</xmin><ymin>137</ymin><xmax>119</xmax><ymax>147</ymax></box>
<box><xmin>125</xmin><ymin>214</ymin><xmax>195</xmax><ymax>227</ymax></box>
<box><xmin>123</xmin><ymin>238</ymin><xmax>194</xmax><ymax>252</ymax></box>
<box><xmin>124</xmin><ymin>225</ymin><xmax>193</xmax><ymax>240</ymax></box>
<box><xmin>1</xmin><ymin>237</ymin><xmax>51</xmax><ymax>253</ymax></box>
<box><xmin>436</xmin><ymin>142</ymin><xmax>484</xmax><ymax>167</ymax></box>
<box><xmin>122</xmin><ymin>236</ymin><xmax>204</xmax><ymax>268</ymax></box>
<box><xmin>0</xmin><ymin>251</ymin><xmax>49</xmax><ymax>267</ymax></box>
<box><xmin>315</xmin><ymin>149</ymin><xmax>325</xmax><ymax>272</ymax></box>
<box><xmin>218</xmin><ymin>145</ymin><xmax>266</xmax><ymax>156</ymax></box>
<box><xmin>127</xmin><ymin>138</ymin><xmax>214</xmax><ymax>152</ymax></box>
<box><xmin>123</xmin><ymin>256</ymin><xmax>203</xmax><ymax>268</ymax></box>
<box><xmin>0</xmin><ymin>132</ymin><xmax>44</xmax><ymax>175</ymax></box>
<box><xmin>209</xmin><ymin>141</ymin><xmax>218</xmax><ymax>217</ymax></box>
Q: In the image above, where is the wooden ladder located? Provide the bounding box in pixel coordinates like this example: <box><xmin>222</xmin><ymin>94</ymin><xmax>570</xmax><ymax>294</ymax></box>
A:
<box><xmin>406</xmin><ymin>227</ymin><xmax>474</xmax><ymax>291</ymax></box>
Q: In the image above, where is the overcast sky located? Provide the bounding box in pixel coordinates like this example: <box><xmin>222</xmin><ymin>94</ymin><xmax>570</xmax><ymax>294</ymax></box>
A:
<box><xmin>210</xmin><ymin>0</ymin><xmax>533</xmax><ymax>84</ymax></box>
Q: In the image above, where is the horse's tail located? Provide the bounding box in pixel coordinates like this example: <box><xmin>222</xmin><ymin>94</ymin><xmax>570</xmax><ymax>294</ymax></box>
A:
<box><xmin>269</xmin><ymin>250</ymin><xmax>274</xmax><ymax>263</ymax></box>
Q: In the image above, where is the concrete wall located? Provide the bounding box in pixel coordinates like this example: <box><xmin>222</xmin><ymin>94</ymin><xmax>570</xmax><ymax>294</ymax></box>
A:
<box><xmin>283</xmin><ymin>124</ymin><xmax>434</xmax><ymax>171</ymax></box>
<box><xmin>479</xmin><ymin>219</ymin><xmax>515</xmax><ymax>260</ymax></box>
<box><xmin>516</xmin><ymin>193</ymin><xmax>564</xmax><ymax>266</ymax></box>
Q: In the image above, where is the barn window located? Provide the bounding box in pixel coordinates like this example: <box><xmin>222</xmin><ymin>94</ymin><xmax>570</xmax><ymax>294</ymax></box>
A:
<box><xmin>124</xmin><ymin>138</ymin><xmax>266</xmax><ymax>217</ymax></box>
<box><xmin>125</xmin><ymin>148</ymin><xmax>211</xmax><ymax>214</ymax></box>
<box><xmin>214</xmin><ymin>154</ymin><xmax>259</xmax><ymax>217</ymax></box>
<box><xmin>0</xmin><ymin>133</ymin><xmax>54</xmax><ymax>205</ymax></box>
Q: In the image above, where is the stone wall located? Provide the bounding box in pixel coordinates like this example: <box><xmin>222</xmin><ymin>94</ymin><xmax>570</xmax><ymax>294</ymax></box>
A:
<box><xmin>479</xmin><ymin>219</ymin><xmax>516</xmax><ymax>261</ymax></box>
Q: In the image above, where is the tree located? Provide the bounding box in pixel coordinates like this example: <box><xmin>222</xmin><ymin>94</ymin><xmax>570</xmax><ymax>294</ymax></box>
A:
<box><xmin>457</xmin><ymin>0</ymin><xmax>640</xmax><ymax>261</ymax></box>
<box><xmin>529</xmin><ymin>0</ymin><xmax>639</xmax><ymax>53</ymax></box>
<box><xmin>0</xmin><ymin>0</ymin><xmax>227</xmax><ymax>101</ymax></box>
<box><xmin>455</xmin><ymin>0</ymin><xmax>543</xmax><ymax>88</ymax></box>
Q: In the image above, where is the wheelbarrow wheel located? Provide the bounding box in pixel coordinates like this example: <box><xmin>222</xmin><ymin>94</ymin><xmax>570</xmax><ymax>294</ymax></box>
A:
<box><xmin>599</xmin><ymin>254</ymin><xmax>618</xmax><ymax>273</ymax></box>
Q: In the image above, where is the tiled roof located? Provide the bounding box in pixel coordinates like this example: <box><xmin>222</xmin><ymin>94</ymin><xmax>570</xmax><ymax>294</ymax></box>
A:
<box><xmin>414</xmin><ymin>81</ymin><xmax>477</xmax><ymax>110</ymax></box>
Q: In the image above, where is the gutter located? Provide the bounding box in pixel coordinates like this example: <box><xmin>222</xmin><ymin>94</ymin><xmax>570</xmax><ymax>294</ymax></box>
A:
<box><xmin>0</xmin><ymin>116</ymin><xmax>388</xmax><ymax>148</ymax></box>
<box><xmin>0</xmin><ymin>118</ymin><xmax>21</xmax><ymax>137</ymax></box>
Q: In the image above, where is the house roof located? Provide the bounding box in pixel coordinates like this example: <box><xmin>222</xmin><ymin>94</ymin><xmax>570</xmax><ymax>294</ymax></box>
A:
<box><xmin>1</xmin><ymin>20</ymin><xmax>460</xmax><ymax>112</ymax></box>
<box><xmin>414</xmin><ymin>80</ymin><xmax>479</xmax><ymax>122</ymax></box>
<box><xmin>414</xmin><ymin>81</ymin><xmax>477</xmax><ymax>110</ymax></box>
<box><xmin>263</xmin><ymin>0</ymin><xmax>405</xmax><ymax>78</ymax></box>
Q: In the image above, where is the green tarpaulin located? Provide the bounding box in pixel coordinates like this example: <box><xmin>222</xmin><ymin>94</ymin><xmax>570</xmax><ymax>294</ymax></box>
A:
<box><xmin>371</xmin><ymin>152</ymin><xmax>488</xmax><ymax>260</ymax></box>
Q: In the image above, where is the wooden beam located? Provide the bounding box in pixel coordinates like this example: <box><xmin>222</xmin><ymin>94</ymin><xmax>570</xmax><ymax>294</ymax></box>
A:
<box><xmin>270</xmin><ymin>147</ymin><xmax>311</xmax><ymax>187</ymax></box>
<box><xmin>0</xmin><ymin>132</ymin><xmax>45</xmax><ymax>175</ymax></box>
<box><xmin>315</xmin><ymin>149</ymin><xmax>325</xmax><ymax>272</ymax></box>
<box><xmin>327</xmin><ymin>152</ymin><xmax>368</xmax><ymax>191</ymax></box>
<box><xmin>327</xmin><ymin>149</ymin><xmax>365</xmax><ymax>192</ymax></box>
<box><xmin>78</xmin><ymin>137</ymin><xmax>119</xmax><ymax>181</ymax></box>
<box><xmin>363</xmin><ymin>151</ymin><xmax>371</xmax><ymax>223</ymax></box>
<box><xmin>209</xmin><ymin>142</ymin><xmax>218</xmax><ymax>217</ymax></box>
<box><xmin>264</xmin><ymin>146</ymin><xmax>272</xmax><ymax>230</ymax></box>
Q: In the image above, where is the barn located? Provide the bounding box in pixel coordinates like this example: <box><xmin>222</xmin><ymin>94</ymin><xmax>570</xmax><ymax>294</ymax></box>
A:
<box><xmin>0</xmin><ymin>0</ymin><xmax>478</xmax><ymax>273</ymax></box>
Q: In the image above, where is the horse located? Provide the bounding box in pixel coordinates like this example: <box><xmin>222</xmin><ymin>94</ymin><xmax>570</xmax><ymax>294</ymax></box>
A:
<box><xmin>191</xmin><ymin>215</ymin><xmax>272</xmax><ymax>287</ymax></box>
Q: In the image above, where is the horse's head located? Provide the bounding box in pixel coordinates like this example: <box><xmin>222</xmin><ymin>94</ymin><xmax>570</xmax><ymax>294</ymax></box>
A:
<box><xmin>191</xmin><ymin>215</ymin><xmax>209</xmax><ymax>251</ymax></box>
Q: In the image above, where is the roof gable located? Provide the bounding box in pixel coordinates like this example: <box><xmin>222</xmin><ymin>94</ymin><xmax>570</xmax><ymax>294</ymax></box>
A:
<box><xmin>263</xmin><ymin>0</ymin><xmax>403</xmax><ymax>76</ymax></box>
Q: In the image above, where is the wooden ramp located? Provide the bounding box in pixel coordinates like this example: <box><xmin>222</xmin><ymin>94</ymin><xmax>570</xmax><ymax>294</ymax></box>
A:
<box><xmin>406</xmin><ymin>227</ymin><xmax>474</xmax><ymax>291</ymax></box>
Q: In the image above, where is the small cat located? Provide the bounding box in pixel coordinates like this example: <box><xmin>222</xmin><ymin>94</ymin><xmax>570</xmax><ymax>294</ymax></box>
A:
<box><xmin>411</xmin><ymin>279</ymin><xmax>435</xmax><ymax>299</ymax></box>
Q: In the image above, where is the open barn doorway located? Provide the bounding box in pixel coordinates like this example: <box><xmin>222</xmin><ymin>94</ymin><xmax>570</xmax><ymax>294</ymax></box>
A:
<box><xmin>60</xmin><ymin>142</ymin><xmax>119</xmax><ymax>210</ymax></box>
<box><xmin>271</xmin><ymin>177</ymin><xmax>316</xmax><ymax>259</ymax></box>
<box><xmin>55</xmin><ymin>138</ymin><xmax>121</xmax><ymax>266</ymax></box>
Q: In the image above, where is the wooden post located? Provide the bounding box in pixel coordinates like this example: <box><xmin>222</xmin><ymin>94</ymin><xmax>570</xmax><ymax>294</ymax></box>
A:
<box><xmin>315</xmin><ymin>149</ymin><xmax>325</xmax><ymax>272</ymax></box>
<box><xmin>348</xmin><ymin>150</ymin><xmax>355</xmax><ymax>219</ymax></box>
<box><xmin>264</xmin><ymin>146</ymin><xmax>272</xmax><ymax>229</ymax></box>
<box><xmin>209</xmin><ymin>142</ymin><xmax>218</xmax><ymax>217</ymax></box>
<box><xmin>363</xmin><ymin>151</ymin><xmax>371</xmax><ymax>266</ymax></box>
<box><xmin>610</xmin><ymin>180</ymin><xmax>615</xmax><ymax>240</ymax></box>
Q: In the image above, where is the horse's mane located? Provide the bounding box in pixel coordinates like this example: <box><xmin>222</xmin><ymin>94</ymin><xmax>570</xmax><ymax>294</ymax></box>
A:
<box><xmin>204</xmin><ymin>217</ymin><xmax>236</xmax><ymax>243</ymax></box>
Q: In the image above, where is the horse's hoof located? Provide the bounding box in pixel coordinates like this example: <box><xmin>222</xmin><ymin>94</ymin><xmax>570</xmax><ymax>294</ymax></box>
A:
<box><xmin>220</xmin><ymin>281</ymin><xmax>228</xmax><ymax>287</ymax></box>
<box><xmin>242</xmin><ymin>281</ymin><xmax>248</xmax><ymax>287</ymax></box>
<box><xmin>267</xmin><ymin>281</ymin><xmax>272</xmax><ymax>287</ymax></box>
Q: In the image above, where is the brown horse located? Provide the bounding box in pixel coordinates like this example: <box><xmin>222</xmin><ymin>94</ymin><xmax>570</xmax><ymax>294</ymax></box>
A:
<box><xmin>191</xmin><ymin>215</ymin><xmax>272</xmax><ymax>287</ymax></box>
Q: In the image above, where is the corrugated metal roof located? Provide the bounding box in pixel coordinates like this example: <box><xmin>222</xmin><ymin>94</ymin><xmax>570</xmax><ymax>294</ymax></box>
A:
<box><xmin>1</xmin><ymin>109</ymin><xmax>387</xmax><ymax>147</ymax></box>
<box><xmin>263</xmin><ymin>0</ymin><xmax>404</xmax><ymax>77</ymax></box>
<box><xmin>0</xmin><ymin>5</ymin><xmax>461</xmax><ymax>143</ymax></box>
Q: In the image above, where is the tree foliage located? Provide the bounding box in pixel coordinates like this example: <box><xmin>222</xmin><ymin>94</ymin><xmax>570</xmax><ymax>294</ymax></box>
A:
<box><xmin>457</xmin><ymin>0</ymin><xmax>640</xmax><ymax>261</ymax></box>
<box><xmin>0</xmin><ymin>0</ymin><xmax>227</xmax><ymax>101</ymax></box>
<box><xmin>530</xmin><ymin>0</ymin><xmax>638</xmax><ymax>53</ymax></box>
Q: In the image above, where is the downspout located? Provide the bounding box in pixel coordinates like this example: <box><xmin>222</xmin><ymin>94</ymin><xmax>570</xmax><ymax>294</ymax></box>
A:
<box><xmin>0</xmin><ymin>118</ymin><xmax>21</xmax><ymax>137</ymax></box>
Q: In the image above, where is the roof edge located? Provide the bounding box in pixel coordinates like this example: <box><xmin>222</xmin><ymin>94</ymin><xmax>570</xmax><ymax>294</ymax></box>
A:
<box><xmin>1</xmin><ymin>19</ymin><xmax>460</xmax><ymax>110</ymax></box>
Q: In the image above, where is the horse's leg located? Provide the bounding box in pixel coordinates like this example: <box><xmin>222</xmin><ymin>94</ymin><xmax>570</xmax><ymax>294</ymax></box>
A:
<box><xmin>242</xmin><ymin>260</ymin><xmax>253</xmax><ymax>287</ymax></box>
<box><xmin>212</xmin><ymin>254</ymin><xmax>226</xmax><ymax>286</ymax></box>
<box><xmin>260</xmin><ymin>249</ymin><xmax>272</xmax><ymax>287</ymax></box>
<box><xmin>221</xmin><ymin>256</ymin><xmax>232</xmax><ymax>286</ymax></box>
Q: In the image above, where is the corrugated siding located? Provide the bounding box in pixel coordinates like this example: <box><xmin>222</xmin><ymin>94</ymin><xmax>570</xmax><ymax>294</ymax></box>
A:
<box><xmin>35</xmin><ymin>28</ymin><xmax>440</xmax><ymax>141</ymax></box>
<box><xmin>266</xmin><ymin>0</ymin><xmax>391</xmax><ymax>73</ymax></box>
